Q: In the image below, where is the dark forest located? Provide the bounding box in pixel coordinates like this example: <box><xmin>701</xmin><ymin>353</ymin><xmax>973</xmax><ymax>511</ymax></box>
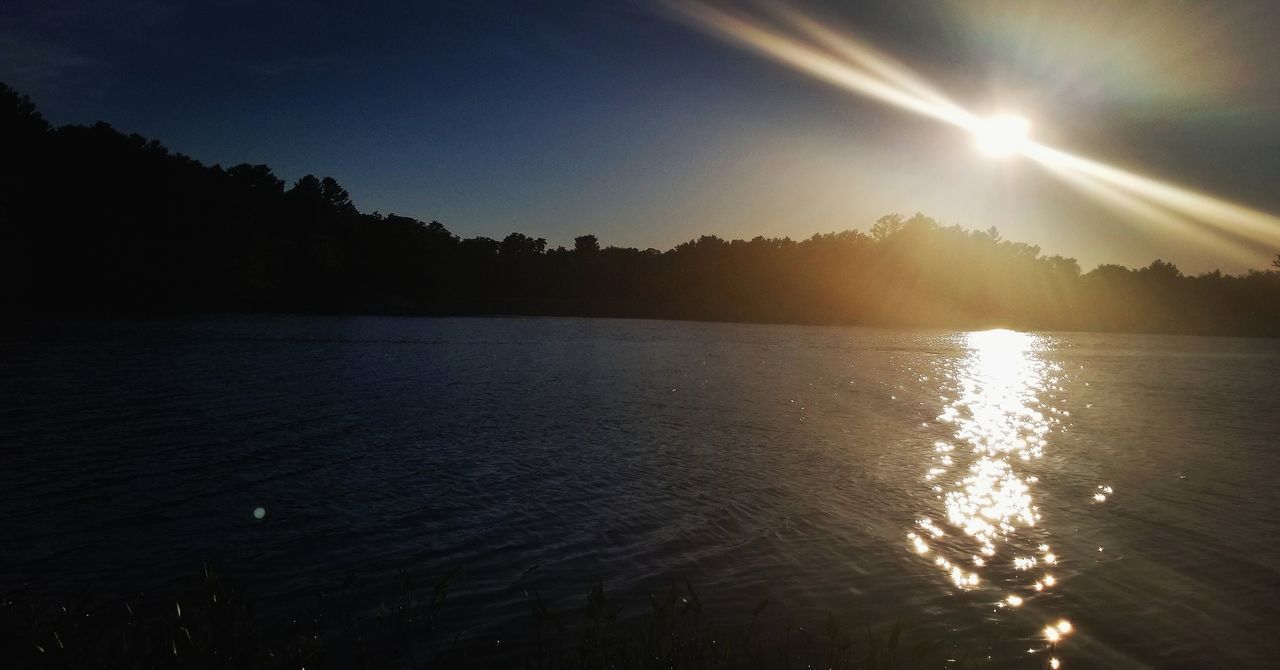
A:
<box><xmin>3</xmin><ymin>83</ymin><xmax>1278</xmax><ymax>336</ymax></box>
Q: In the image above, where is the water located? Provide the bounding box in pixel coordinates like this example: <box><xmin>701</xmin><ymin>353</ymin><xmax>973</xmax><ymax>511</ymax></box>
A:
<box><xmin>2</xmin><ymin>315</ymin><xmax>1279</xmax><ymax>667</ymax></box>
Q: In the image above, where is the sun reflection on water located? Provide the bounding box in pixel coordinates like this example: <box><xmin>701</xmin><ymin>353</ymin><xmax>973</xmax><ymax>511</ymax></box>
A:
<box><xmin>907</xmin><ymin>329</ymin><xmax>1076</xmax><ymax>661</ymax></box>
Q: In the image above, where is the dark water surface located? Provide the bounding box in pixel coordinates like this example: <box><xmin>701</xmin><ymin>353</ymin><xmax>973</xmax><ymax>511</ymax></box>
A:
<box><xmin>3</xmin><ymin>316</ymin><xmax>1279</xmax><ymax>667</ymax></box>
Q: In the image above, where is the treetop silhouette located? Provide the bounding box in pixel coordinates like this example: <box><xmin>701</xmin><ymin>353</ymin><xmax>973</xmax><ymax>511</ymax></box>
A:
<box><xmin>2</xmin><ymin>82</ymin><xmax>1278</xmax><ymax>336</ymax></box>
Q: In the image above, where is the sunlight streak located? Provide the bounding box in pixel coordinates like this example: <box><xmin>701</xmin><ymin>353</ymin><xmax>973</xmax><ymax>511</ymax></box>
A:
<box><xmin>767</xmin><ymin>6</ymin><xmax>965</xmax><ymax>113</ymax></box>
<box><xmin>1033</xmin><ymin>151</ymin><xmax>1263</xmax><ymax>264</ymax></box>
<box><xmin>1025</xmin><ymin>142</ymin><xmax>1280</xmax><ymax>250</ymax></box>
<box><xmin>664</xmin><ymin>1</ymin><xmax>977</xmax><ymax>129</ymax></box>
<box><xmin>664</xmin><ymin>0</ymin><xmax>1280</xmax><ymax>257</ymax></box>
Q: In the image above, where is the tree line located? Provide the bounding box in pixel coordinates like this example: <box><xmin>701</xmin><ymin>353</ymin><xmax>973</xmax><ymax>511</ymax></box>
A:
<box><xmin>3</xmin><ymin>82</ymin><xmax>1279</xmax><ymax>336</ymax></box>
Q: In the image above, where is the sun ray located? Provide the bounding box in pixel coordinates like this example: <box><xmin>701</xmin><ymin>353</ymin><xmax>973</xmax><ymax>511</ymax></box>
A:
<box><xmin>1024</xmin><ymin>142</ymin><xmax>1280</xmax><ymax>249</ymax></box>
<box><xmin>1033</xmin><ymin>151</ymin><xmax>1264</xmax><ymax>265</ymax></box>
<box><xmin>663</xmin><ymin>1</ymin><xmax>977</xmax><ymax>130</ymax></box>
<box><xmin>767</xmin><ymin>6</ymin><xmax>966</xmax><ymax>114</ymax></box>
<box><xmin>662</xmin><ymin>0</ymin><xmax>1280</xmax><ymax>259</ymax></box>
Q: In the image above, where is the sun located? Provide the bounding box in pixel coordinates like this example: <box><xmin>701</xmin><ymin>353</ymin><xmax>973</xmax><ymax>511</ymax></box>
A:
<box><xmin>973</xmin><ymin>115</ymin><xmax>1031</xmax><ymax>158</ymax></box>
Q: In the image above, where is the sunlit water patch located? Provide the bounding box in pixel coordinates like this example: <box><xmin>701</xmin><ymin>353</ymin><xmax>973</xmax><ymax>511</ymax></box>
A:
<box><xmin>906</xmin><ymin>329</ymin><xmax>1077</xmax><ymax>663</ymax></box>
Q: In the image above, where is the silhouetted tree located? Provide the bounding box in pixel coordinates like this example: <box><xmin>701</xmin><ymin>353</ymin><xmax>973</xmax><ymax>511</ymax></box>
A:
<box><xmin>1141</xmin><ymin>259</ymin><xmax>1182</xmax><ymax>279</ymax></box>
<box><xmin>870</xmin><ymin>213</ymin><xmax>904</xmax><ymax>241</ymax></box>
<box><xmin>227</xmin><ymin>164</ymin><xmax>285</xmax><ymax>195</ymax></box>
<box><xmin>500</xmin><ymin>232</ymin><xmax>547</xmax><ymax>257</ymax></box>
<box><xmin>290</xmin><ymin>175</ymin><xmax>324</xmax><ymax>201</ymax></box>
<box><xmin>574</xmin><ymin>234</ymin><xmax>600</xmax><ymax>254</ymax></box>
<box><xmin>321</xmin><ymin>176</ymin><xmax>354</xmax><ymax>212</ymax></box>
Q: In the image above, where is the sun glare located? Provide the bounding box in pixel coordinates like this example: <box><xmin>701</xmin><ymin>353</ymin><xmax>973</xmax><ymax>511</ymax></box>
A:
<box><xmin>974</xmin><ymin>115</ymin><xmax>1031</xmax><ymax>158</ymax></box>
<box><xmin>667</xmin><ymin>0</ymin><xmax>1280</xmax><ymax>262</ymax></box>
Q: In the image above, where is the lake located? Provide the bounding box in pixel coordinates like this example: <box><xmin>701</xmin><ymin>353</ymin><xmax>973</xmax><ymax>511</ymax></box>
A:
<box><xmin>3</xmin><ymin>315</ymin><xmax>1279</xmax><ymax>667</ymax></box>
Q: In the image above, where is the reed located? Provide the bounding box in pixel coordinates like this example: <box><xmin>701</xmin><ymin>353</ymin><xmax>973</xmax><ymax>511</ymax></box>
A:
<box><xmin>2</xmin><ymin>567</ymin><xmax>984</xmax><ymax>669</ymax></box>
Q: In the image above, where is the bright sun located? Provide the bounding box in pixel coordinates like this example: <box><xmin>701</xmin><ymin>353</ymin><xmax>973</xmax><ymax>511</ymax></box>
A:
<box><xmin>973</xmin><ymin>115</ymin><xmax>1031</xmax><ymax>158</ymax></box>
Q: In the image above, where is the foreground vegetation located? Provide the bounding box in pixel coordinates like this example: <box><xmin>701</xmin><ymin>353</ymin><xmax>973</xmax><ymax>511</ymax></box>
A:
<box><xmin>2</xmin><ymin>568</ymin><xmax>987</xmax><ymax>669</ymax></box>
<box><xmin>4</xmin><ymin>82</ymin><xmax>1278</xmax><ymax>335</ymax></box>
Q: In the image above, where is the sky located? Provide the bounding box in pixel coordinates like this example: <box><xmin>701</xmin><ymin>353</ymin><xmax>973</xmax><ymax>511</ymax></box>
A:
<box><xmin>3</xmin><ymin>0</ymin><xmax>1279</xmax><ymax>273</ymax></box>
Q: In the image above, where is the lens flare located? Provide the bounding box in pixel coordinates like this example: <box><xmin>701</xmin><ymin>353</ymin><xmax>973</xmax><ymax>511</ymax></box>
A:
<box><xmin>662</xmin><ymin>0</ymin><xmax>976</xmax><ymax>129</ymax></box>
<box><xmin>662</xmin><ymin>0</ymin><xmax>1280</xmax><ymax>262</ymax></box>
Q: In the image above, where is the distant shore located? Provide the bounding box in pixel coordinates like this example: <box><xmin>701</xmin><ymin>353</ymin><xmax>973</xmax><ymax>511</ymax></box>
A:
<box><xmin>3</xmin><ymin>83</ymin><xmax>1279</xmax><ymax>339</ymax></box>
